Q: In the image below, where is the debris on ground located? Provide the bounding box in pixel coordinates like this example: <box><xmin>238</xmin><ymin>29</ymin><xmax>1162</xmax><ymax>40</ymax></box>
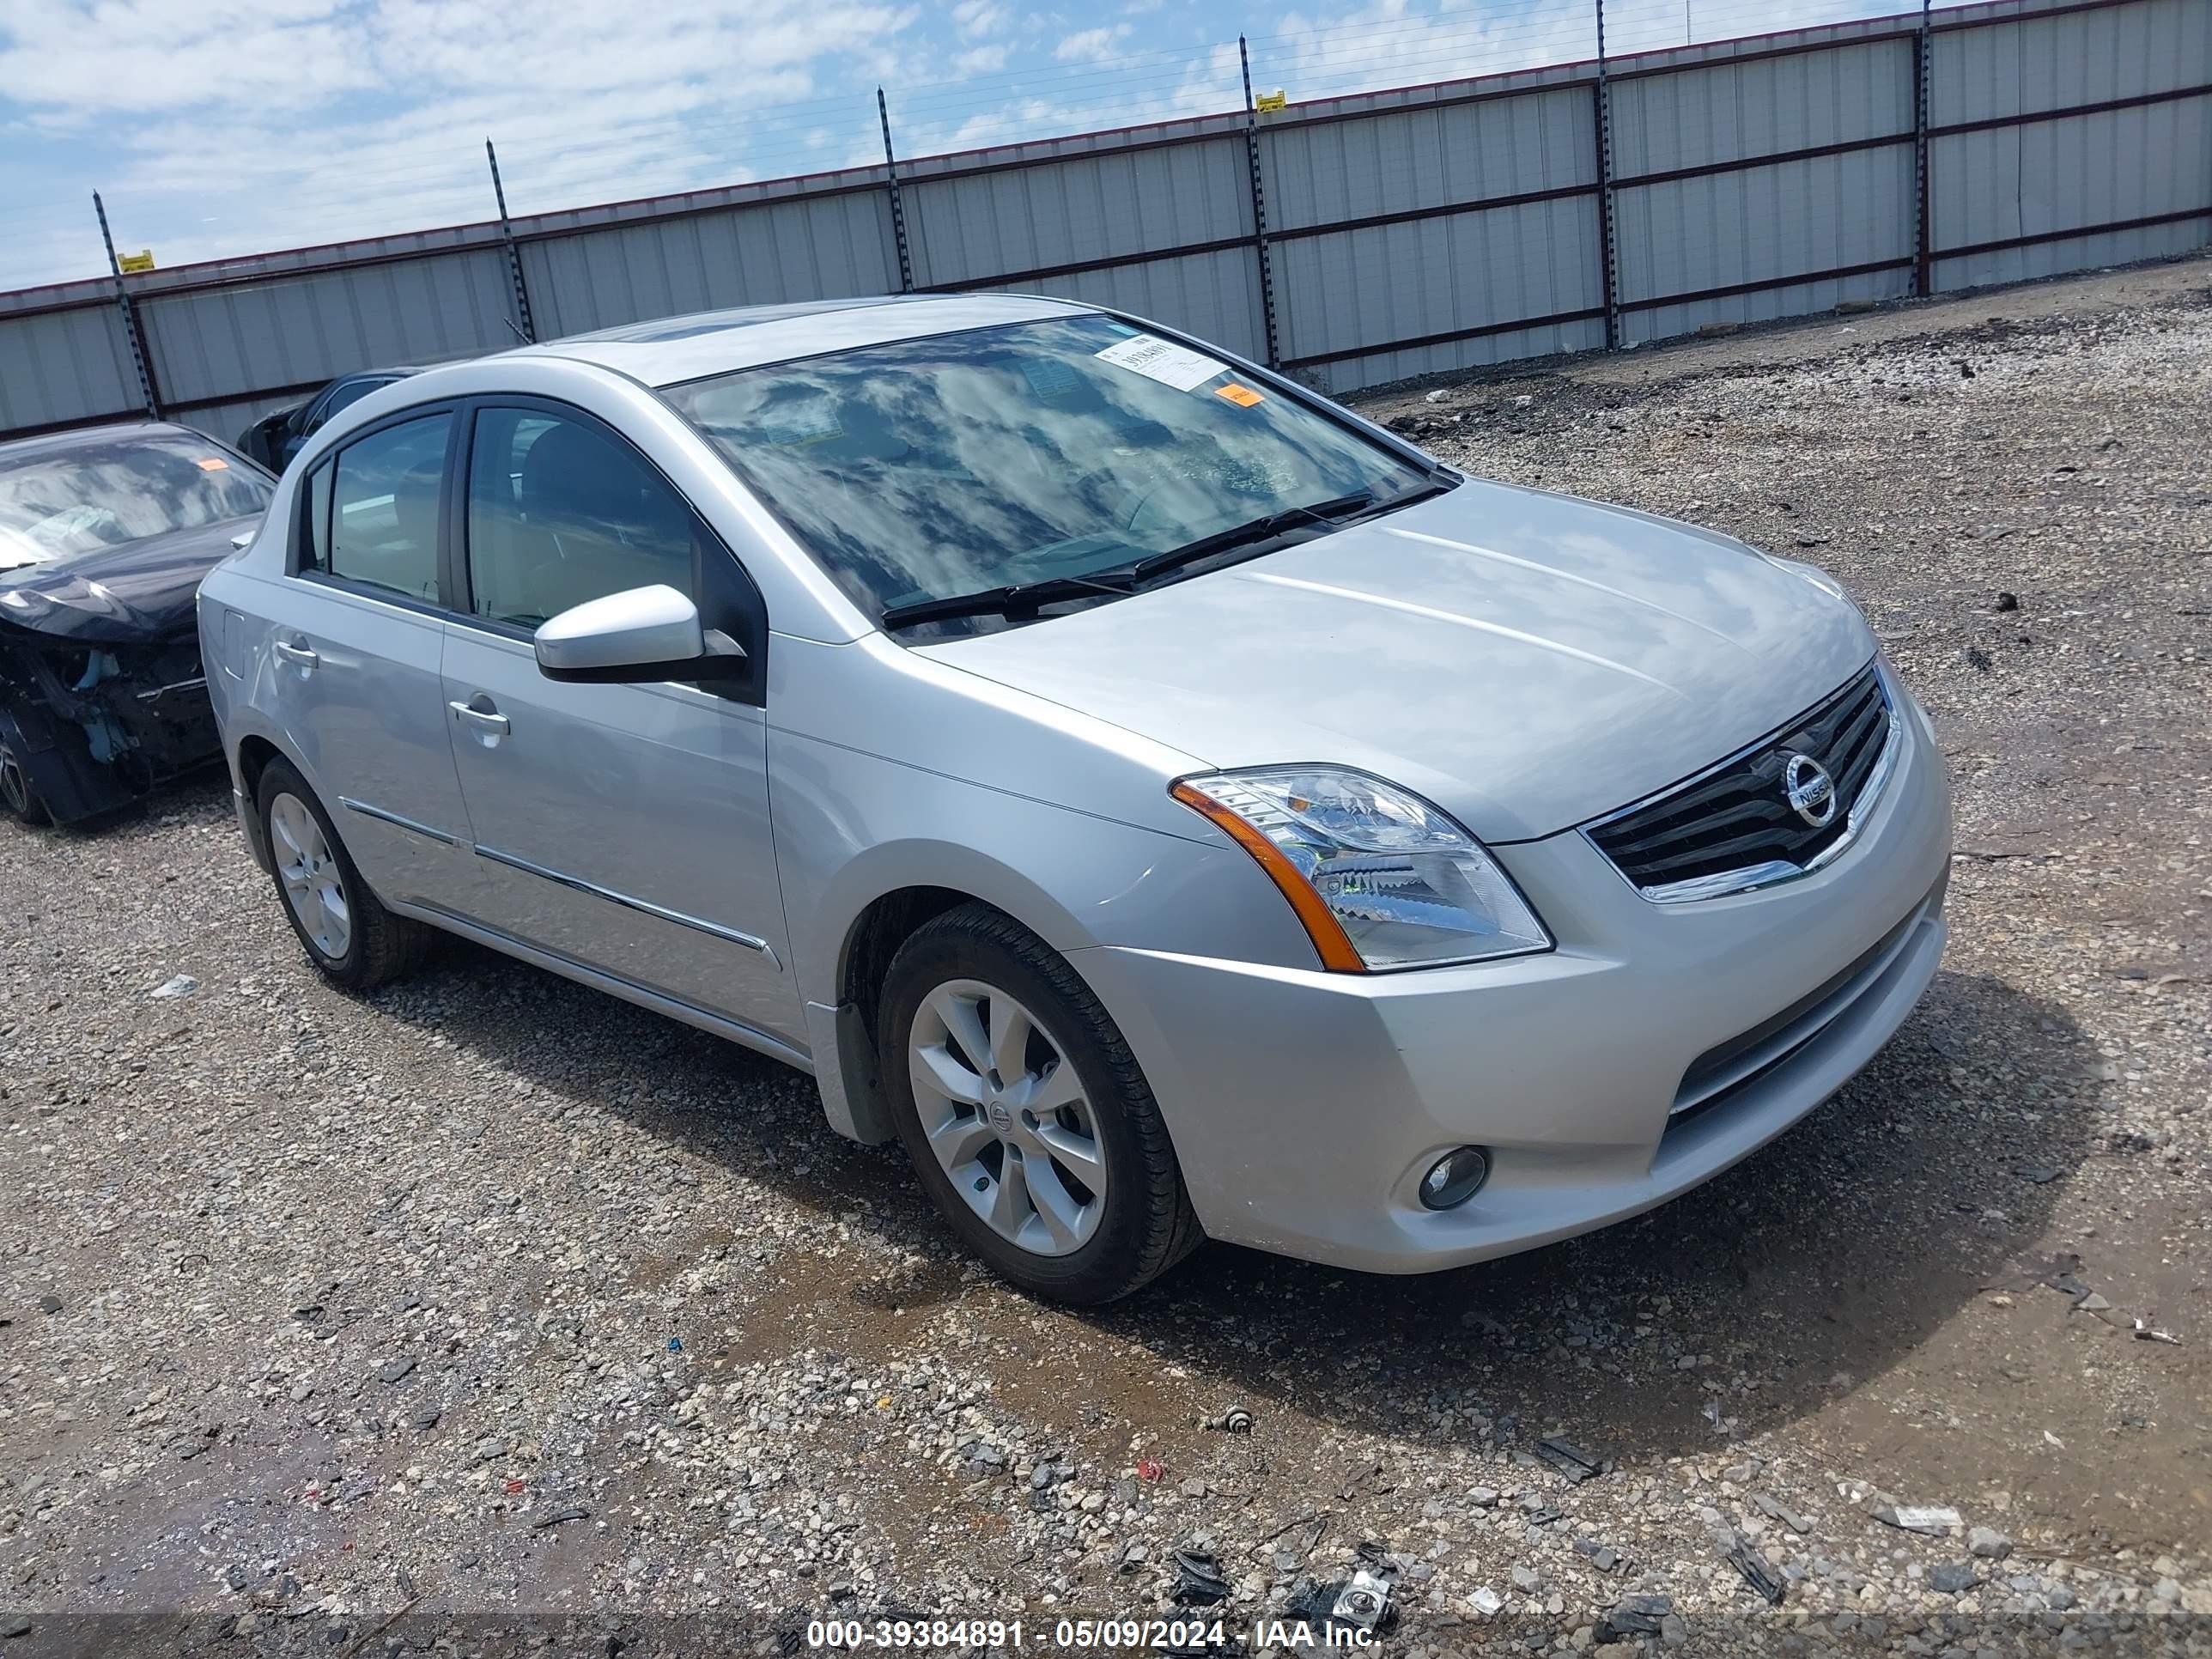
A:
<box><xmin>1170</xmin><ymin>1547</ymin><xmax>1231</xmax><ymax>1606</ymax></box>
<box><xmin>1596</xmin><ymin>1593</ymin><xmax>1674</xmax><ymax>1641</ymax></box>
<box><xmin>1870</xmin><ymin>1502</ymin><xmax>1965</xmax><ymax>1535</ymax></box>
<box><xmin>1726</xmin><ymin>1537</ymin><xmax>1788</xmax><ymax>1605</ymax></box>
<box><xmin>1327</xmin><ymin>1567</ymin><xmax>1395</xmax><ymax>1636</ymax></box>
<box><xmin>1867</xmin><ymin>1504</ymin><xmax>1972</xmax><ymax>1539</ymax></box>
<box><xmin>1535</xmin><ymin>1436</ymin><xmax>1604</xmax><ymax>1482</ymax></box>
<box><xmin>146</xmin><ymin>973</ymin><xmax>198</xmax><ymax>999</ymax></box>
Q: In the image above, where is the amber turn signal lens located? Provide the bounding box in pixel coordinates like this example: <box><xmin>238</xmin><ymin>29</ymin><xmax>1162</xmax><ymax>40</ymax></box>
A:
<box><xmin>1170</xmin><ymin>779</ymin><xmax>1365</xmax><ymax>972</ymax></box>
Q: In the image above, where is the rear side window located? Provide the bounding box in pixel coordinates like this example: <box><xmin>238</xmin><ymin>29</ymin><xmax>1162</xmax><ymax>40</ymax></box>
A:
<box><xmin>326</xmin><ymin>414</ymin><xmax>451</xmax><ymax>603</ymax></box>
<box><xmin>464</xmin><ymin>406</ymin><xmax>696</xmax><ymax>629</ymax></box>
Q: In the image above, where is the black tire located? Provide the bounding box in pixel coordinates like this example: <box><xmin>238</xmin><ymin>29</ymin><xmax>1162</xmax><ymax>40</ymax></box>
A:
<box><xmin>255</xmin><ymin>758</ymin><xmax>432</xmax><ymax>990</ymax></box>
<box><xmin>0</xmin><ymin>727</ymin><xmax>49</xmax><ymax>827</ymax></box>
<box><xmin>878</xmin><ymin>902</ymin><xmax>1203</xmax><ymax>1304</ymax></box>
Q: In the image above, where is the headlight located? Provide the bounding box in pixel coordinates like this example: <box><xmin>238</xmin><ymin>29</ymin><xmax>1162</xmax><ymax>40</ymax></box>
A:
<box><xmin>1170</xmin><ymin>767</ymin><xmax>1551</xmax><ymax>971</ymax></box>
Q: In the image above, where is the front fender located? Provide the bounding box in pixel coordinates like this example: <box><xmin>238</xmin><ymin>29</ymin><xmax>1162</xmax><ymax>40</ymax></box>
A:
<box><xmin>774</xmin><ymin>728</ymin><xmax>1316</xmax><ymax>1011</ymax></box>
<box><xmin>769</xmin><ymin>721</ymin><xmax>1325</xmax><ymax>1145</ymax></box>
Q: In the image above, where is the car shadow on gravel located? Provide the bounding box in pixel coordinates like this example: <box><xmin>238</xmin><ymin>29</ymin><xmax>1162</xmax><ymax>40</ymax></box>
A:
<box><xmin>1086</xmin><ymin>966</ymin><xmax>2106</xmax><ymax>1460</ymax></box>
<box><xmin>383</xmin><ymin>937</ymin><xmax>2100</xmax><ymax>1462</ymax></box>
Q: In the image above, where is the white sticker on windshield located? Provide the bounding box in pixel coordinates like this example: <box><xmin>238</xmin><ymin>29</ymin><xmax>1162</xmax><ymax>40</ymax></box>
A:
<box><xmin>1093</xmin><ymin>332</ymin><xmax>1225</xmax><ymax>392</ymax></box>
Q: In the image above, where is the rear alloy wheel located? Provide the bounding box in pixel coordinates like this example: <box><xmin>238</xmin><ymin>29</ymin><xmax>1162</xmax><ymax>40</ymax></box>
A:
<box><xmin>270</xmin><ymin>791</ymin><xmax>353</xmax><ymax>959</ymax></box>
<box><xmin>0</xmin><ymin>731</ymin><xmax>47</xmax><ymax>826</ymax></box>
<box><xmin>255</xmin><ymin>758</ymin><xmax>431</xmax><ymax>989</ymax></box>
<box><xmin>879</xmin><ymin>902</ymin><xmax>1202</xmax><ymax>1304</ymax></box>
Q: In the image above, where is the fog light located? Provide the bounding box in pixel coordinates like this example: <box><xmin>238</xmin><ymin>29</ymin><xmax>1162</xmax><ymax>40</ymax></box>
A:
<box><xmin>1419</xmin><ymin>1146</ymin><xmax>1491</xmax><ymax>1210</ymax></box>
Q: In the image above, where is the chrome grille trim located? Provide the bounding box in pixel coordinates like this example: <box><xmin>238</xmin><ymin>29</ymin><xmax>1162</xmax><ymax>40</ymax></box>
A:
<box><xmin>1582</xmin><ymin>662</ymin><xmax>1905</xmax><ymax>904</ymax></box>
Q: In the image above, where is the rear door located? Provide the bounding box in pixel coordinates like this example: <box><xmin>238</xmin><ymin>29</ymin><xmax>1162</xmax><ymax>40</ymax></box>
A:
<box><xmin>435</xmin><ymin>398</ymin><xmax>799</xmax><ymax>1042</ymax></box>
<box><xmin>264</xmin><ymin>406</ymin><xmax>476</xmax><ymax>908</ymax></box>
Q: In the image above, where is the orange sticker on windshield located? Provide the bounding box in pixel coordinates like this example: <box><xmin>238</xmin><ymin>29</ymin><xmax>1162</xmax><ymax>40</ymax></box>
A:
<box><xmin>1215</xmin><ymin>383</ymin><xmax>1264</xmax><ymax>407</ymax></box>
<box><xmin>196</xmin><ymin>456</ymin><xmax>229</xmax><ymax>470</ymax></box>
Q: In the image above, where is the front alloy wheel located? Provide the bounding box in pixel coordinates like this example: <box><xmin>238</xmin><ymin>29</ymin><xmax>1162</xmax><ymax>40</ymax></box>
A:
<box><xmin>908</xmin><ymin>979</ymin><xmax>1108</xmax><ymax>1256</ymax></box>
<box><xmin>878</xmin><ymin>902</ymin><xmax>1202</xmax><ymax>1304</ymax></box>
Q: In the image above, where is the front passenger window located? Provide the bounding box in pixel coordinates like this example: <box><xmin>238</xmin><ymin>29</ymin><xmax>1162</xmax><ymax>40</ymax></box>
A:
<box><xmin>465</xmin><ymin>407</ymin><xmax>698</xmax><ymax>629</ymax></box>
<box><xmin>327</xmin><ymin>414</ymin><xmax>451</xmax><ymax>603</ymax></box>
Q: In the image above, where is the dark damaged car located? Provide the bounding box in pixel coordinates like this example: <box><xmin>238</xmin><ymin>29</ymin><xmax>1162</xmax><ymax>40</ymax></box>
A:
<box><xmin>0</xmin><ymin>423</ymin><xmax>274</xmax><ymax>825</ymax></box>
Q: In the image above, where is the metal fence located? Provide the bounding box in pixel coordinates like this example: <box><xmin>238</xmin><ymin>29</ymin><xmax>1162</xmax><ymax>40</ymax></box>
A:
<box><xmin>1</xmin><ymin>0</ymin><xmax>2205</xmax><ymax>447</ymax></box>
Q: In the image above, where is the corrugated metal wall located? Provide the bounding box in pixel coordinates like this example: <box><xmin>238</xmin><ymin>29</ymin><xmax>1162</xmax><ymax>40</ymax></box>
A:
<box><xmin>1929</xmin><ymin>0</ymin><xmax>2211</xmax><ymax>289</ymax></box>
<box><xmin>2</xmin><ymin>0</ymin><xmax>2204</xmax><ymax>447</ymax></box>
<box><xmin>1266</xmin><ymin>81</ymin><xmax>1608</xmax><ymax>392</ymax></box>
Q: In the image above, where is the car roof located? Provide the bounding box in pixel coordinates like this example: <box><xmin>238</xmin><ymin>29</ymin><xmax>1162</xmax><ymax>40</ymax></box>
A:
<box><xmin>514</xmin><ymin>292</ymin><xmax>1097</xmax><ymax>388</ymax></box>
<box><xmin>0</xmin><ymin>420</ymin><xmax>213</xmax><ymax>463</ymax></box>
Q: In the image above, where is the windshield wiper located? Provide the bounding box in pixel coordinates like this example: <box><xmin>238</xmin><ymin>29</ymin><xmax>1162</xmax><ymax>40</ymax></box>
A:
<box><xmin>878</xmin><ymin>570</ymin><xmax>1137</xmax><ymax>631</ymax></box>
<box><xmin>878</xmin><ymin>482</ymin><xmax>1449</xmax><ymax>632</ymax></box>
<box><xmin>1118</xmin><ymin>489</ymin><xmax>1385</xmax><ymax>587</ymax></box>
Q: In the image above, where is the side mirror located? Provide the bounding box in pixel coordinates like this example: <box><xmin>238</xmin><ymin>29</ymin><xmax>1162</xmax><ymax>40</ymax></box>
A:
<box><xmin>533</xmin><ymin>584</ymin><xmax>748</xmax><ymax>685</ymax></box>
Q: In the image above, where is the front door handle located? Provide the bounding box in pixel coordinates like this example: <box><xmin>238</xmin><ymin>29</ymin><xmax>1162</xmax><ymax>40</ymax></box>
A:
<box><xmin>273</xmin><ymin>638</ymin><xmax>318</xmax><ymax>671</ymax></box>
<box><xmin>449</xmin><ymin>697</ymin><xmax>511</xmax><ymax>738</ymax></box>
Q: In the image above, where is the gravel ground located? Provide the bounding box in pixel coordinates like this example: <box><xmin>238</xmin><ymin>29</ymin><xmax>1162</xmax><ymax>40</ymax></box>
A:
<box><xmin>3</xmin><ymin>256</ymin><xmax>2208</xmax><ymax>1659</ymax></box>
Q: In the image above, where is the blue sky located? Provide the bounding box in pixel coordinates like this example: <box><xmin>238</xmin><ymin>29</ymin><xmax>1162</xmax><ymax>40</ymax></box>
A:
<box><xmin>0</xmin><ymin>0</ymin><xmax>1878</xmax><ymax>294</ymax></box>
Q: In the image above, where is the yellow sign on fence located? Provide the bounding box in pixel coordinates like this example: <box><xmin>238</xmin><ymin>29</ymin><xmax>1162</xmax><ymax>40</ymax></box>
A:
<box><xmin>118</xmin><ymin>249</ymin><xmax>155</xmax><ymax>273</ymax></box>
<box><xmin>1255</xmin><ymin>90</ymin><xmax>1287</xmax><ymax>112</ymax></box>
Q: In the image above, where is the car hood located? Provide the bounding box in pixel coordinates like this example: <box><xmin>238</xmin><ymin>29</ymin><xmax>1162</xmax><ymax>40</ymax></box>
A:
<box><xmin>918</xmin><ymin>479</ymin><xmax>1876</xmax><ymax>842</ymax></box>
<box><xmin>0</xmin><ymin>515</ymin><xmax>258</xmax><ymax>646</ymax></box>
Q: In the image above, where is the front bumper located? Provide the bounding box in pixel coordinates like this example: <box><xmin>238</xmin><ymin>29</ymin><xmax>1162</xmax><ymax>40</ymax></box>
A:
<box><xmin>1075</xmin><ymin>690</ymin><xmax>1954</xmax><ymax>1273</ymax></box>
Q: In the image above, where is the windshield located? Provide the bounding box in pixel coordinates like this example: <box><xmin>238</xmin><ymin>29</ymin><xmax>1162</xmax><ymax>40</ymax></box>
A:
<box><xmin>662</xmin><ymin>315</ymin><xmax>1433</xmax><ymax>629</ymax></box>
<box><xmin>0</xmin><ymin>431</ymin><xmax>273</xmax><ymax>571</ymax></box>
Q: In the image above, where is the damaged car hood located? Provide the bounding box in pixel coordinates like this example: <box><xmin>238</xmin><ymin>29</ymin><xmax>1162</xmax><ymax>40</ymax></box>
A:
<box><xmin>0</xmin><ymin>516</ymin><xmax>255</xmax><ymax>645</ymax></box>
<box><xmin>919</xmin><ymin>479</ymin><xmax>1876</xmax><ymax>842</ymax></box>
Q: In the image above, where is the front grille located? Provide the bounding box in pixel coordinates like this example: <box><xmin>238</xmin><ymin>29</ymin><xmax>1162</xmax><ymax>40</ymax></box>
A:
<box><xmin>1587</xmin><ymin>664</ymin><xmax>1894</xmax><ymax>898</ymax></box>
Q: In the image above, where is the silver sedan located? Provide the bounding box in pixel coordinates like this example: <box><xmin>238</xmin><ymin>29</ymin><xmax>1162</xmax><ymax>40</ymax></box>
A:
<box><xmin>198</xmin><ymin>295</ymin><xmax>1952</xmax><ymax>1304</ymax></box>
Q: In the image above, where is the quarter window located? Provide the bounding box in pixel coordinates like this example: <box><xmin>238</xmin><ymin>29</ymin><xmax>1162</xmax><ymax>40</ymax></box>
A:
<box><xmin>465</xmin><ymin>407</ymin><xmax>697</xmax><ymax>629</ymax></box>
<box><xmin>326</xmin><ymin>414</ymin><xmax>451</xmax><ymax>602</ymax></box>
<box><xmin>303</xmin><ymin>461</ymin><xmax>333</xmax><ymax>572</ymax></box>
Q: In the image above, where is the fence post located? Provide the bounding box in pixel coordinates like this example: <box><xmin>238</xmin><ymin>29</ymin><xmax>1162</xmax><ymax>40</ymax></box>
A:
<box><xmin>1592</xmin><ymin>0</ymin><xmax>1622</xmax><ymax>349</ymax></box>
<box><xmin>878</xmin><ymin>88</ymin><xmax>916</xmax><ymax>294</ymax></box>
<box><xmin>485</xmin><ymin>140</ymin><xmax>538</xmax><ymax>343</ymax></box>
<box><xmin>1238</xmin><ymin>36</ymin><xmax>1284</xmax><ymax>371</ymax></box>
<box><xmin>93</xmin><ymin>191</ymin><xmax>162</xmax><ymax>421</ymax></box>
<box><xmin>1912</xmin><ymin>0</ymin><xmax>1934</xmax><ymax>296</ymax></box>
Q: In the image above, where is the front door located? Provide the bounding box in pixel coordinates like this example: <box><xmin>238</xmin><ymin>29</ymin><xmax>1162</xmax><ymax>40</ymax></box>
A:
<box><xmin>436</xmin><ymin>402</ymin><xmax>799</xmax><ymax>1043</ymax></box>
<box><xmin>268</xmin><ymin>407</ymin><xmax>474</xmax><ymax>909</ymax></box>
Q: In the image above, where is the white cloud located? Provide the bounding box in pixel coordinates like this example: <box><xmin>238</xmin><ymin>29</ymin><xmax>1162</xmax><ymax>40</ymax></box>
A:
<box><xmin>0</xmin><ymin>0</ymin><xmax>919</xmax><ymax>283</ymax></box>
<box><xmin>950</xmin><ymin>0</ymin><xmax>1008</xmax><ymax>35</ymax></box>
<box><xmin>953</xmin><ymin>44</ymin><xmax>1011</xmax><ymax>73</ymax></box>
<box><xmin>1053</xmin><ymin>24</ymin><xmax>1130</xmax><ymax>64</ymax></box>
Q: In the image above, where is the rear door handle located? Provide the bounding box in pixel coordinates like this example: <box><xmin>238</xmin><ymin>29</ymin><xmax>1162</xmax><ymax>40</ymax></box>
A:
<box><xmin>449</xmin><ymin>698</ymin><xmax>511</xmax><ymax>738</ymax></box>
<box><xmin>273</xmin><ymin>639</ymin><xmax>318</xmax><ymax>670</ymax></box>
